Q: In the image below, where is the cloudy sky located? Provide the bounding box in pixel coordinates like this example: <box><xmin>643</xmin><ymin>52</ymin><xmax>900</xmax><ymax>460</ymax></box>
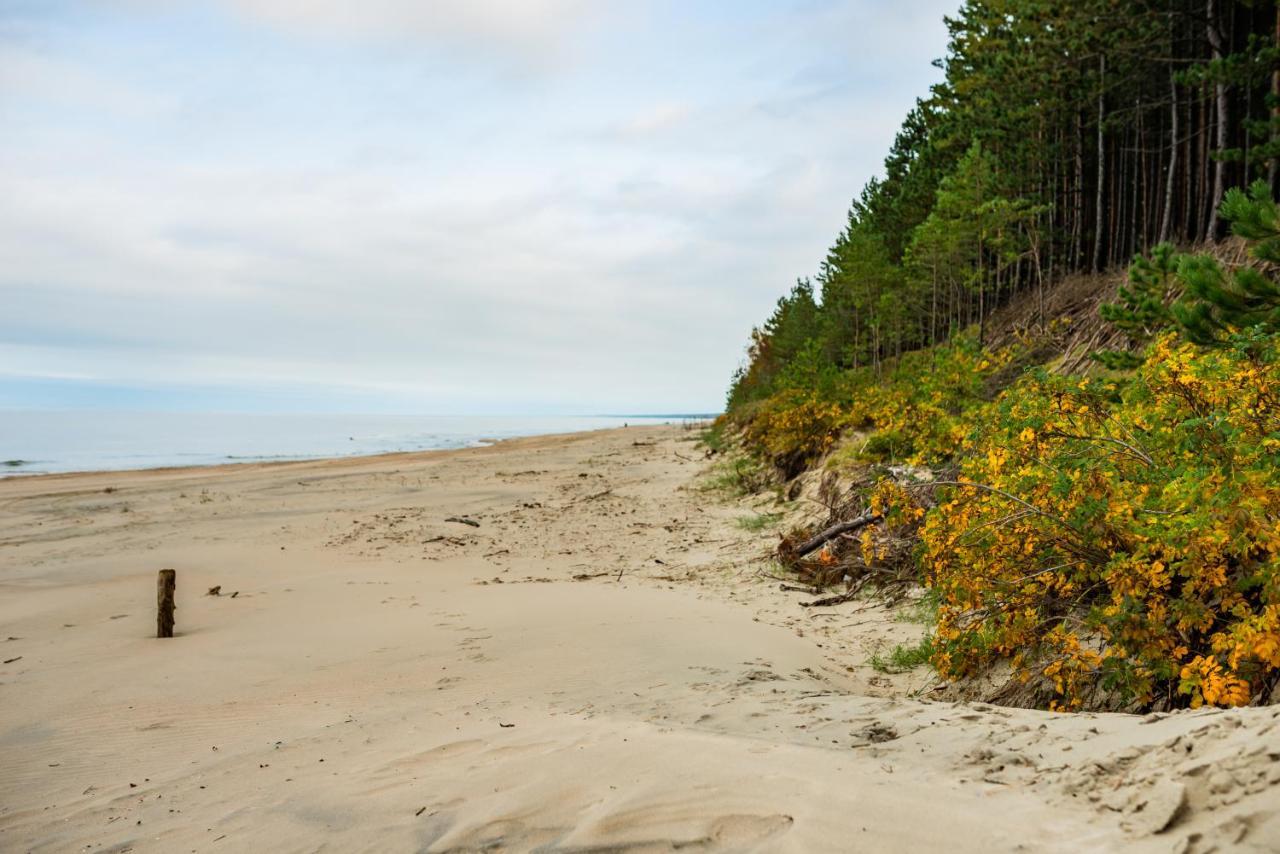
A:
<box><xmin>1</xmin><ymin>0</ymin><xmax>954</xmax><ymax>414</ymax></box>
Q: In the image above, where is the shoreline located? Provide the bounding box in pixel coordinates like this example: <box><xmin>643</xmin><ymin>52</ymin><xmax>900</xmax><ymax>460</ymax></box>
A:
<box><xmin>1</xmin><ymin>424</ymin><xmax>1276</xmax><ymax>851</ymax></box>
<box><xmin>0</xmin><ymin>424</ymin><xmax>676</xmax><ymax>486</ymax></box>
<box><xmin>0</xmin><ymin>410</ymin><xmax>713</xmax><ymax>481</ymax></box>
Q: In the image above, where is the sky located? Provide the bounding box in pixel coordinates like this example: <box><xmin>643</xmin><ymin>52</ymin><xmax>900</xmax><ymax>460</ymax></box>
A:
<box><xmin>0</xmin><ymin>0</ymin><xmax>956</xmax><ymax>415</ymax></box>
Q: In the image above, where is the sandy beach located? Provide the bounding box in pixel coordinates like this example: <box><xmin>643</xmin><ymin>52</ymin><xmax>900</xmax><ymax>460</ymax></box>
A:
<box><xmin>1</xmin><ymin>425</ymin><xmax>1277</xmax><ymax>853</ymax></box>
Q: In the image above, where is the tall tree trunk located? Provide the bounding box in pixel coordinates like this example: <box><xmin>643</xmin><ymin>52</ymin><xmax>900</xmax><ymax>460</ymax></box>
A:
<box><xmin>1048</xmin><ymin>128</ymin><xmax>1058</xmax><ymax>288</ymax></box>
<box><xmin>1031</xmin><ymin>222</ymin><xmax>1045</xmax><ymax>330</ymax></box>
<box><xmin>1185</xmin><ymin>85</ymin><xmax>1196</xmax><ymax>239</ymax></box>
<box><xmin>1109</xmin><ymin>122</ymin><xmax>1120</xmax><ymax>268</ymax></box>
<box><xmin>977</xmin><ymin>156</ymin><xmax>986</xmax><ymax>347</ymax></box>
<box><xmin>1192</xmin><ymin>82</ymin><xmax>1203</xmax><ymax>240</ymax></box>
<box><xmin>1136</xmin><ymin>96</ymin><xmax>1146</xmax><ymax>254</ymax></box>
<box><xmin>1160</xmin><ymin>71</ymin><xmax>1179</xmax><ymax>243</ymax></box>
<box><xmin>1093</xmin><ymin>54</ymin><xmax>1107</xmax><ymax>273</ymax></box>
<box><xmin>1073</xmin><ymin>112</ymin><xmax>1085</xmax><ymax>267</ymax></box>
<box><xmin>930</xmin><ymin>259</ymin><xmax>938</xmax><ymax>345</ymax></box>
<box><xmin>1270</xmin><ymin>6</ymin><xmax>1280</xmax><ymax>191</ymax></box>
<box><xmin>1206</xmin><ymin>0</ymin><xmax>1228</xmax><ymax>241</ymax></box>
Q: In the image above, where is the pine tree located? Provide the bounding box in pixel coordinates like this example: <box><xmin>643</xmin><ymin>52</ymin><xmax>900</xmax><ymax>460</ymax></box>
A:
<box><xmin>1096</xmin><ymin>243</ymin><xmax>1182</xmax><ymax>368</ymax></box>
<box><xmin>1172</xmin><ymin>180</ymin><xmax>1280</xmax><ymax>344</ymax></box>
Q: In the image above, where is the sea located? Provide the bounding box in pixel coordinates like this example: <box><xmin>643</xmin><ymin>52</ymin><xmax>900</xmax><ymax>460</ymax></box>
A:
<box><xmin>0</xmin><ymin>411</ymin><xmax>714</xmax><ymax>476</ymax></box>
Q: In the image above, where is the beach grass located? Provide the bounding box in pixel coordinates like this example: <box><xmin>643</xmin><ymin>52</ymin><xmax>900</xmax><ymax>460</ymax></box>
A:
<box><xmin>869</xmin><ymin>635</ymin><xmax>935</xmax><ymax>674</ymax></box>
<box><xmin>735</xmin><ymin>512</ymin><xmax>782</xmax><ymax>531</ymax></box>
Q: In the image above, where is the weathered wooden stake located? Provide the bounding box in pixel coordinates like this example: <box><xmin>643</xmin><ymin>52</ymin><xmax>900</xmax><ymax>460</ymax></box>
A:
<box><xmin>157</xmin><ymin>569</ymin><xmax>176</xmax><ymax>638</ymax></box>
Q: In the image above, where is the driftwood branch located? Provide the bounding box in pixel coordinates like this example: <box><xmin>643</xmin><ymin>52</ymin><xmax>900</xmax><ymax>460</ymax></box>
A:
<box><xmin>802</xmin><ymin>588</ymin><xmax>860</xmax><ymax>608</ymax></box>
<box><xmin>800</xmin><ymin>571</ymin><xmax>881</xmax><ymax>608</ymax></box>
<box><xmin>792</xmin><ymin>512</ymin><xmax>881</xmax><ymax>558</ymax></box>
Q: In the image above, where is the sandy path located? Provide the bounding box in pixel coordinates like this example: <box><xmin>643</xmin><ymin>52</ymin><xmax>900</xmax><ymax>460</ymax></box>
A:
<box><xmin>1</xmin><ymin>426</ymin><xmax>1277</xmax><ymax>852</ymax></box>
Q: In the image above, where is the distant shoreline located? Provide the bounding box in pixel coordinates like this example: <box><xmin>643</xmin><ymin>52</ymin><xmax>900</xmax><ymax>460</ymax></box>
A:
<box><xmin>0</xmin><ymin>422</ymin><xmax>701</xmax><ymax>483</ymax></box>
<box><xmin>0</xmin><ymin>411</ymin><xmax>715</xmax><ymax>479</ymax></box>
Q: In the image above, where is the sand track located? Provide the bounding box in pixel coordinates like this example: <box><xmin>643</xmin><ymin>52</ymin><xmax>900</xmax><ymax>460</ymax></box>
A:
<box><xmin>1</xmin><ymin>426</ymin><xmax>1277</xmax><ymax>852</ymax></box>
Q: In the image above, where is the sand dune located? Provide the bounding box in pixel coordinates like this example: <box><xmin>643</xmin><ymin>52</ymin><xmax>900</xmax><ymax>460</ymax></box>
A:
<box><xmin>1</xmin><ymin>426</ymin><xmax>1277</xmax><ymax>852</ymax></box>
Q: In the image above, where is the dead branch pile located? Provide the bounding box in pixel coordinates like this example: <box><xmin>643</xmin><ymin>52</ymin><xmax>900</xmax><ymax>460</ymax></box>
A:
<box><xmin>776</xmin><ymin>468</ymin><xmax>944</xmax><ymax>605</ymax></box>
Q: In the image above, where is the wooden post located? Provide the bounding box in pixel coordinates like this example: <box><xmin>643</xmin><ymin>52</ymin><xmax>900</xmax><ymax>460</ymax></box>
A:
<box><xmin>157</xmin><ymin>569</ymin><xmax>176</xmax><ymax>638</ymax></box>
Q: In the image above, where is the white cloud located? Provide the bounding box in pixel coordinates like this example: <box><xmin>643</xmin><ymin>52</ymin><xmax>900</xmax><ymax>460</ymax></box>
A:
<box><xmin>0</xmin><ymin>0</ymin><xmax>956</xmax><ymax>412</ymax></box>
<box><xmin>615</xmin><ymin>102</ymin><xmax>690</xmax><ymax>137</ymax></box>
<box><xmin>0</xmin><ymin>45</ymin><xmax>169</xmax><ymax>116</ymax></box>
<box><xmin>221</xmin><ymin>0</ymin><xmax>600</xmax><ymax>62</ymax></box>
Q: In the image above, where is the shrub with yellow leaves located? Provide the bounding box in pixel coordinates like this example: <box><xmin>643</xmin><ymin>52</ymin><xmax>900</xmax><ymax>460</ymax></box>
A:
<box><xmin>922</xmin><ymin>330</ymin><xmax>1280</xmax><ymax>709</ymax></box>
<box><xmin>850</xmin><ymin>338</ymin><xmax>1014</xmax><ymax>465</ymax></box>
<box><xmin>733</xmin><ymin>335</ymin><xmax>1015</xmax><ymax>473</ymax></box>
<box><xmin>741</xmin><ymin>390</ymin><xmax>849</xmax><ymax>477</ymax></box>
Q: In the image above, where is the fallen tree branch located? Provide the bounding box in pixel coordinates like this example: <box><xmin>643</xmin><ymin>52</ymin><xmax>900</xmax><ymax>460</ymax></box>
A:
<box><xmin>792</xmin><ymin>512</ymin><xmax>881</xmax><ymax>558</ymax></box>
<box><xmin>801</xmin><ymin>589</ymin><xmax>860</xmax><ymax>608</ymax></box>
